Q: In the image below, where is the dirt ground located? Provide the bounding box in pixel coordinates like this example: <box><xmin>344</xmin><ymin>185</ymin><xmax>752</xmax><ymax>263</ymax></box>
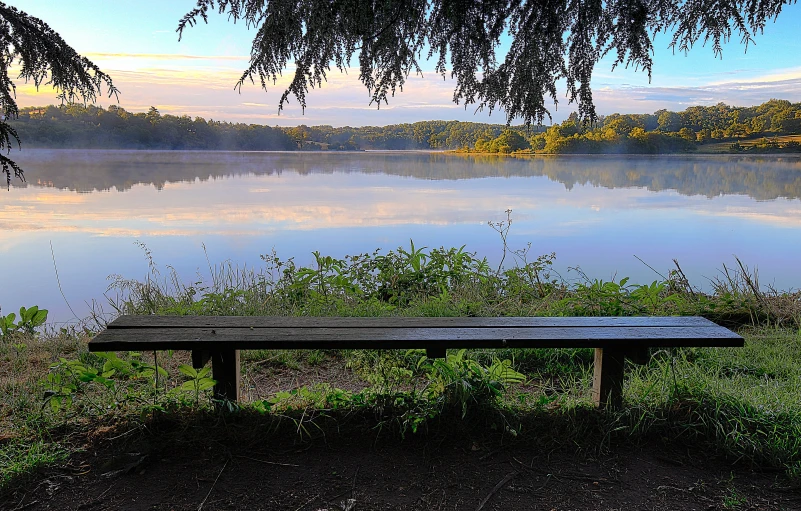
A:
<box><xmin>3</xmin><ymin>425</ymin><xmax>800</xmax><ymax>511</ymax></box>
<box><xmin>3</xmin><ymin>357</ymin><xmax>800</xmax><ymax>510</ymax></box>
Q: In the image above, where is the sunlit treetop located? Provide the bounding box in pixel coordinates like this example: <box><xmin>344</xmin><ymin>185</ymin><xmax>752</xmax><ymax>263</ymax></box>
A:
<box><xmin>179</xmin><ymin>0</ymin><xmax>796</xmax><ymax>127</ymax></box>
<box><xmin>0</xmin><ymin>2</ymin><xmax>117</xmax><ymax>188</ymax></box>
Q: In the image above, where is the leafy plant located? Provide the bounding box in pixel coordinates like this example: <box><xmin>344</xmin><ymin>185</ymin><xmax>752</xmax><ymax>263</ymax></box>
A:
<box><xmin>43</xmin><ymin>352</ymin><xmax>168</xmax><ymax>413</ymax></box>
<box><xmin>1</xmin><ymin>306</ymin><xmax>48</xmax><ymax>337</ymax></box>
<box><xmin>421</xmin><ymin>349</ymin><xmax>525</xmax><ymax>417</ymax></box>
<box><xmin>173</xmin><ymin>364</ymin><xmax>216</xmax><ymax>406</ymax></box>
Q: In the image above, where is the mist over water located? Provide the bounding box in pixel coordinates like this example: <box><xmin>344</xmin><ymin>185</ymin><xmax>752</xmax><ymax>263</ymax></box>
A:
<box><xmin>3</xmin><ymin>150</ymin><xmax>800</xmax><ymax>323</ymax></box>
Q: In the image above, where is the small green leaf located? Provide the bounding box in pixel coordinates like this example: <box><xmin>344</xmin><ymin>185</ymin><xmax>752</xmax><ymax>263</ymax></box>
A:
<box><xmin>180</xmin><ymin>381</ymin><xmax>197</xmax><ymax>391</ymax></box>
<box><xmin>178</xmin><ymin>364</ymin><xmax>197</xmax><ymax>378</ymax></box>
<box><xmin>31</xmin><ymin>309</ymin><xmax>48</xmax><ymax>327</ymax></box>
<box><xmin>196</xmin><ymin>379</ymin><xmax>216</xmax><ymax>391</ymax></box>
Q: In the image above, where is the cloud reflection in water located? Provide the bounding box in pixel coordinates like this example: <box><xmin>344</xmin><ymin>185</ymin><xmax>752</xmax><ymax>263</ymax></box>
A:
<box><xmin>3</xmin><ymin>150</ymin><xmax>801</xmax><ymax>322</ymax></box>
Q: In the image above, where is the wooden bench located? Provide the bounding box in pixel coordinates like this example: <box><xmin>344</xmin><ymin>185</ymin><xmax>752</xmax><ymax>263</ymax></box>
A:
<box><xmin>88</xmin><ymin>316</ymin><xmax>743</xmax><ymax>409</ymax></box>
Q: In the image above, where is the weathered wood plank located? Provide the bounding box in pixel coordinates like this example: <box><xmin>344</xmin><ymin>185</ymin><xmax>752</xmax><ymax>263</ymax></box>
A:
<box><xmin>92</xmin><ymin>325</ymin><xmax>743</xmax><ymax>342</ymax></box>
<box><xmin>90</xmin><ymin>316</ymin><xmax>743</xmax><ymax>408</ymax></box>
<box><xmin>107</xmin><ymin>315</ymin><xmax>717</xmax><ymax>329</ymax></box>
<box><xmin>89</xmin><ymin>325</ymin><xmax>743</xmax><ymax>352</ymax></box>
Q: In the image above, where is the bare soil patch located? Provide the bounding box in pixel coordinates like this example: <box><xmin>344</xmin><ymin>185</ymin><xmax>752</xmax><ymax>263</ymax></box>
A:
<box><xmin>3</xmin><ymin>422</ymin><xmax>799</xmax><ymax>511</ymax></box>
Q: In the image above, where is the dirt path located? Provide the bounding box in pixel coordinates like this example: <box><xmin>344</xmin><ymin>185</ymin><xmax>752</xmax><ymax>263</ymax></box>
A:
<box><xmin>4</xmin><ymin>428</ymin><xmax>799</xmax><ymax>511</ymax></box>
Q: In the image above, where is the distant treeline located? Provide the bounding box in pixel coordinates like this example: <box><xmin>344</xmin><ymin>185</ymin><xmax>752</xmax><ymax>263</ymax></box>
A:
<box><xmin>12</xmin><ymin>100</ymin><xmax>801</xmax><ymax>154</ymax></box>
<box><xmin>9</xmin><ymin>104</ymin><xmax>540</xmax><ymax>151</ymax></box>
<box><xmin>470</xmin><ymin>99</ymin><xmax>801</xmax><ymax>154</ymax></box>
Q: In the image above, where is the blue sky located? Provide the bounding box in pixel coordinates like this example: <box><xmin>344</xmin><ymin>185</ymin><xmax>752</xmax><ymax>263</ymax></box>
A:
<box><xmin>12</xmin><ymin>0</ymin><xmax>801</xmax><ymax>126</ymax></box>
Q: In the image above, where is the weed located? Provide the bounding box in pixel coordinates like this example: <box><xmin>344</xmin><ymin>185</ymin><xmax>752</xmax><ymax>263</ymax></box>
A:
<box><xmin>1</xmin><ymin>306</ymin><xmax>48</xmax><ymax>338</ymax></box>
<box><xmin>0</xmin><ymin>440</ymin><xmax>67</xmax><ymax>489</ymax></box>
<box><xmin>174</xmin><ymin>364</ymin><xmax>216</xmax><ymax>406</ymax></box>
<box><xmin>723</xmin><ymin>487</ymin><xmax>746</xmax><ymax>509</ymax></box>
<box><xmin>422</xmin><ymin>349</ymin><xmax>526</xmax><ymax>418</ymax></box>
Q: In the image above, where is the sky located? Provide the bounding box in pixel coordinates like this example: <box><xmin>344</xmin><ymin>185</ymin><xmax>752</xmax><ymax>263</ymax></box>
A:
<box><xmin>11</xmin><ymin>0</ymin><xmax>801</xmax><ymax>126</ymax></box>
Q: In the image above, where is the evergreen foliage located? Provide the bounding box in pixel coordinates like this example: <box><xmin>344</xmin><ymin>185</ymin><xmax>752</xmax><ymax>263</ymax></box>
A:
<box><xmin>178</xmin><ymin>0</ymin><xmax>796</xmax><ymax>127</ymax></box>
<box><xmin>0</xmin><ymin>3</ymin><xmax>116</xmax><ymax>188</ymax></box>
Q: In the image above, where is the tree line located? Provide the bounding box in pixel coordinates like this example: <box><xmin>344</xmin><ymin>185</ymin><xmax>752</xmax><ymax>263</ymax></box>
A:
<box><xmin>472</xmin><ymin>99</ymin><xmax>801</xmax><ymax>154</ymax></box>
<box><xmin>10</xmin><ymin>104</ymin><xmax>542</xmax><ymax>152</ymax></box>
<box><xmin>10</xmin><ymin>99</ymin><xmax>801</xmax><ymax>154</ymax></box>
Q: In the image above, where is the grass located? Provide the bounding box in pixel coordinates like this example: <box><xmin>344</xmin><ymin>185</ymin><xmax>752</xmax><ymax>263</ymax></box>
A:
<box><xmin>1</xmin><ymin>240</ymin><xmax>800</xmax><ymax>495</ymax></box>
<box><xmin>697</xmin><ymin>134</ymin><xmax>801</xmax><ymax>153</ymax></box>
<box><xmin>0</xmin><ymin>440</ymin><xmax>68</xmax><ymax>490</ymax></box>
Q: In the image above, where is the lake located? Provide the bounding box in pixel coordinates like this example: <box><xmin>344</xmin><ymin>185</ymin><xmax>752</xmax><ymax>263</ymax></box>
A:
<box><xmin>3</xmin><ymin>149</ymin><xmax>800</xmax><ymax>324</ymax></box>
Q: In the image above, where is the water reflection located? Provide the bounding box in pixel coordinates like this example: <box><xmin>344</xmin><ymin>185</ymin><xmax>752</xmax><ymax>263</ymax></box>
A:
<box><xmin>11</xmin><ymin>150</ymin><xmax>801</xmax><ymax>201</ymax></box>
<box><xmin>2</xmin><ymin>150</ymin><xmax>800</xmax><ymax>323</ymax></box>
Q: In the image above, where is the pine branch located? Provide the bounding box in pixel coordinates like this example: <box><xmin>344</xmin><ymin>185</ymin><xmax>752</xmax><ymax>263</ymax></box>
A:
<box><xmin>0</xmin><ymin>2</ymin><xmax>117</xmax><ymax>188</ymax></box>
<box><xmin>177</xmin><ymin>0</ymin><xmax>797</xmax><ymax>128</ymax></box>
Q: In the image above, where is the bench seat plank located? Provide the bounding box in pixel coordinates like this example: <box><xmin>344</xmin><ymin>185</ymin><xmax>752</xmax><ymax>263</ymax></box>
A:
<box><xmin>88</xmin><ymin>316</ymin><xmax>743</xmax><ymax>408</ymax></box>
<box><xmin>89</xmin><ymin>325</ymin><xmax>743</xmax><ymax>352</ymax></box>
<box><xmin>106</xmin><ymin>315</ymin><xmax>719</xmax><ymax>329</ymax></box>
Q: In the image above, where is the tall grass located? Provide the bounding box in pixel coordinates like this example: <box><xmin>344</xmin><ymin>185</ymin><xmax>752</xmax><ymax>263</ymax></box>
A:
<box><xmin>103</xmin><ymin>241</ymin><xmax>800</xmax><ymax>328</ymax></box>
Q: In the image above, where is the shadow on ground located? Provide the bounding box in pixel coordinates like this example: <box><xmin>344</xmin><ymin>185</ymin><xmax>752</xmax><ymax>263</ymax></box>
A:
<box><xmin>2</xmin><ymin>412</ymin><xmax>799</xmax><ymax>511</ymax></box>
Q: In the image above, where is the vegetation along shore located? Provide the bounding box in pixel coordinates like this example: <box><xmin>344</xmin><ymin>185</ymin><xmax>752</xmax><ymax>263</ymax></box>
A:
<box><xmin>1</xmin><ymin>238</ymin><xmax>800</xmax><ymax>507</ymax></box>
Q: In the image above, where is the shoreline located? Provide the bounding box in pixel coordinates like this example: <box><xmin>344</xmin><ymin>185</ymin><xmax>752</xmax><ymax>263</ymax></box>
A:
<box><xmin>10</xmin><ymin>146</ymin><xmax>801</xmax><ymax>156</ymax></box>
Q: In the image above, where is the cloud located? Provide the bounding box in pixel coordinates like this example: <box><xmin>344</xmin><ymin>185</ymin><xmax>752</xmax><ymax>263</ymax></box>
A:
<box><xmin>84</xmin><ymin>52</ymin><xmax>249</xmax><ymax>61</ymax></box>
<box><xmin>589</xmin><ymin>70</ymin><xmax>801</xmax><ymax>114</ymax></box>
<box><xmin>15</xmin><ymin>52</ymin><xmax>801</xmax><ymax>125</ymax></box>
<box><xmin>12</xmin><ymin>58</ymin><xmax>511</xmax><ymax>126</ymax></box>
<box><xmin>6</xmin><ymin>164</ymin><xmax>801</xmax><ymax>243</ymax></box>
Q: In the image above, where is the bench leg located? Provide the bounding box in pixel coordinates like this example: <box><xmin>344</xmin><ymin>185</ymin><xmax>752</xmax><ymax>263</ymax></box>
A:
<box><xmin>426</xmin><ymin>347</ymin><xmax>447</xmax><ymax>358</ymax></box>
<box><xmin>192</xmin><ymin>349</ymin><xmax>210</xmax><ymax>369</ymax></box>
<box><xmin>211</xmin><ymin>349</ymin><xmax>240</xmax><ymax>402</ymax></box>
<box><xmin>593</xmin><ymin>348</ymin><xmax>625</xmax><ymax>409</ymax></box>
<box><xmin>627</xmin><ymin>346</ymin><xmax>650</xmax><ymax>366</ymax></box>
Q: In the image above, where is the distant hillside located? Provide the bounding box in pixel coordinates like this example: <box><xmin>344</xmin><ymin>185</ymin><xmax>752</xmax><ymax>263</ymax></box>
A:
<box><xmin>467</xmin><ymin>99</ymin><xmax>801</xmax><ymax>155</ymax></box>
<box><xmin>12</xmin><ymin>100</ymin><xmax>801</xmax><ymax>154</ymax></box>
<box><xmin>9</xmin><ymin>105</ymin><xmax>542</xmax><ymax>152</ymax></box>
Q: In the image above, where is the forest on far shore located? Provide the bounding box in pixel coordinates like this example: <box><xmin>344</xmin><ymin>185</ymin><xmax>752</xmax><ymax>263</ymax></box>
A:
<box><xmin>10</xmin><ymin>99</ymin><xmax>801</xmax><ymax>154</ymax></box>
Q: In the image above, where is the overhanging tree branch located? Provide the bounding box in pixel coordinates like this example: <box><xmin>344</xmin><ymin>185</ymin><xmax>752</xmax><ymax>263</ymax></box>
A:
<box><xmin>0</xmin><ymin>2</ymin><xmax>117</xmax><ymax>189</ymax></box>
<box><xmin>178</xmin><ymin>0</ymin><xmax>797</xmax><ymax>126</ymax></box>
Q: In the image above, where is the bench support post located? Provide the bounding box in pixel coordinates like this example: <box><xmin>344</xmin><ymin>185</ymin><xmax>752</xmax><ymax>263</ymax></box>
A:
<box><xmin>211</xmin><ymin>349</ymin><xmax>240</xmax><ymax>402</ymax></box>
<box><xmin>192</xmin><ymin>349</ymin><xmax>210</xmax><ymax>370</ymax></box>
<box><xmin>593</xmin><ymin>348</ymin><xmax>625</xmax><ymax>409</ymax></box>
<box><xmin>426</xmin><ymin>347</ymin><xmax>447</xmax><ymax>359</ymax></box>
<box><xmin>627</xmin><ymin>346</ymin><xmax>650</xmax><ymax>365</ymax></box>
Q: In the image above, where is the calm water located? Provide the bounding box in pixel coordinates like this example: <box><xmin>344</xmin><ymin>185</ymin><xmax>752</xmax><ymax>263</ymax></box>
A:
<box><xmin>3</xmin><ymin>149</ymin><xmax>800</xmax><ymax>324</ymax></box>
